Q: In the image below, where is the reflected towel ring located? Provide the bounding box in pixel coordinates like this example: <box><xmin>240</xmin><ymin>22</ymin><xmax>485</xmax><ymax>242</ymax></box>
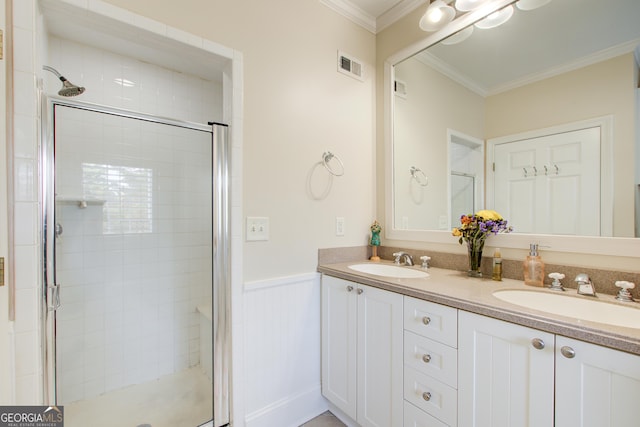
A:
<box><xmin>410</xmin><ymin>166</ymin><xmax>428</xmax><ymax>186</ymax></box>
<box><xmin>322</xmin><ymin>151</ymin><xmax>344</xmax><ymax>177</ymax></box>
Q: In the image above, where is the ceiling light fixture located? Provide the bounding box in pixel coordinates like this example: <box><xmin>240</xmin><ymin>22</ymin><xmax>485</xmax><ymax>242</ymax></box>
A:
<box><xmin>455</xmin><ymin>0</ymin><xmax>490</xmax><ymax>12</ymax></box>
<box><xmin>419</xmin><ymin>0</ymin><xmax>456</xmax><ymax>32</ymax></box>
<box><xmin>516</xmin><ymin>0</ymin><xmax>551</xmax><ymax>11</ymax></box>
<box><xmin>441</xmin><ymin>25</ymin><xmax>474</xmax><ymax>45</ymax></box>
<box><xmin>475</xmin><ymin>5</ymin><xmax>514</xmax><ymax>29</ymax></box>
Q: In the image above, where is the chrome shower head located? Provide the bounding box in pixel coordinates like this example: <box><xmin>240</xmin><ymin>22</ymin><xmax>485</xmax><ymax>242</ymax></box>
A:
<box><xmin>43</xmin><ymin>65</ymin><xmax>86</xmax><ymax>97</ymax></box>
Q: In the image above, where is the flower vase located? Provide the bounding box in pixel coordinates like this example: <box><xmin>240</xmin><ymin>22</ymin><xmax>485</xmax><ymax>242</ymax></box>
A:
<box><xmin>467</xmin><ymin>239</ymin><xmax>485</xmax><ymax>277</ymax></box>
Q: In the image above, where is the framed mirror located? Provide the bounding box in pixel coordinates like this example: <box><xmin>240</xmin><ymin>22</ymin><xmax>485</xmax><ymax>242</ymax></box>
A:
<box><xmin>384</xmin><ymin>0</ymin><xmax>640</xmax><ymax>256</ymax></box>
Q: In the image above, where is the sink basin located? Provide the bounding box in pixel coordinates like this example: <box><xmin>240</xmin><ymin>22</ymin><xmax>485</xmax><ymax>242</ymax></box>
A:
<box><xmin>348</xmin><ymin>263</ymin><xmax>429</xmax><ymax>279</ymax></box>
<box><xmin>493</xmin><ymin>289</ymin><xmax>640</xmax><ymax>329</ymax></box>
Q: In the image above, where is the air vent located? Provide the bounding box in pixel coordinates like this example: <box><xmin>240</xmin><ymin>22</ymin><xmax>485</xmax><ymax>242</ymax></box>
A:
<box><xmin>394</xmin><ymin>79</ymin><xmax>407</xmax><ymax>98</ymax></box>
<box><xmin>338</xmin><ymin>51</ymin><xmax>364</xmax><ymax>81</ymax></box>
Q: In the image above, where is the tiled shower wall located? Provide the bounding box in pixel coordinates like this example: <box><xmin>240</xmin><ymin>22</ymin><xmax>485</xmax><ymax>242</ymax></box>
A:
<box><xmin>54</xmin><ymin>107</ymin><xmax>213</xmax><ymax>403</ymax></box>
<box><xmin>47</xmin><ymin>36</ymin><xmax>223</xmax><ymax>125</ymax></box>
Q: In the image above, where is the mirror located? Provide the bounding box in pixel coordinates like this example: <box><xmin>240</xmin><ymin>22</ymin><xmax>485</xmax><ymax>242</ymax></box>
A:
<box><xmin>390</xmin><ymin>0</ymin><xmax>640</xmax><ymax>240</ymax></box>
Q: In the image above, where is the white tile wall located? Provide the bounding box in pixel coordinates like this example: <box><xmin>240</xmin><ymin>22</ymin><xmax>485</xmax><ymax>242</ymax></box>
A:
<box><xmin>47</xmin><ymin>36</ymin><xmax>223</xmax><ymax>125</ymax></box>
<box><xmin>54</xmin><ymin>106</ymin><xmax>213</xmax><ymax>403</ymax></box>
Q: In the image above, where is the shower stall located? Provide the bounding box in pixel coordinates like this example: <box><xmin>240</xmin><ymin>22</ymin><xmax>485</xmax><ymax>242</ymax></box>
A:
<box><xmin>41</xmin><ymin>98</ymin><xmax>231</xmax><ymax>427</ymax></box>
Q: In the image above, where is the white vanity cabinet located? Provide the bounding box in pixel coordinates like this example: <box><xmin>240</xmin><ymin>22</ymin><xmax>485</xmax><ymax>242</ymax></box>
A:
<box><xmin>403</xmin><ymin>296</ymin><xmax>458</xmax><ymax>427</ymax></box>
<box><xmin>459</xmin><ymin>311</ymin><xmax>640</xmax><ymax>427</ymax></box>
<box><xmin>458</xmin><ymin>311</ymin><xmax>555</xmax><ymax>427</ymax></box>
<box><xmin>321</xmin><ymin>275</ymin><xmax>403</xmax><ymax>427</ymax></box>
<box><xmin>555</xmin><ymin>336</ymin><xmax>640</xmax><ymax>426</ymax></box>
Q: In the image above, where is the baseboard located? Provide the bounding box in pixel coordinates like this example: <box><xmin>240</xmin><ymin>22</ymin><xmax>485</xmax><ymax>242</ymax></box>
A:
<box><xmin>244</xmin><ymin>386</ymin><xmax>328</xmax><ymax>427</ymax></box>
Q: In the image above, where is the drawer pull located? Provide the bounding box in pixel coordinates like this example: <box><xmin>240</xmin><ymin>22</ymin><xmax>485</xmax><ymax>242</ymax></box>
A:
<box><xmin>561</xmin><ymin>346</ymin><xmax>576</xmax><ymax>359</ymax></box>
<box><xmin>531</xmin><ymin>338</ymin><xmax>545</xmax><ymax>350</ymax></box>
<box><xmin>357</xmin><ymin>288</ymin><xmax>364</xmax><ymax>295</ymax></box>
<box><xmin>422</xmin><ymin>391</ymin><xmax>432</xmax><ymax>401</ymax></box>
<box><xmin>422</xmin><ymin>316</ymin><xmax>431</xmax><ymax>325</ymax></box>
<box><xmin>422</xmin><ymin>354</ymin><xmax>431</xmax><ymax>363</ymax></box>
<box><xmin>347</xmin><ymin>285</ymin><xmax>353</xmax><ymax>292</ymax></box>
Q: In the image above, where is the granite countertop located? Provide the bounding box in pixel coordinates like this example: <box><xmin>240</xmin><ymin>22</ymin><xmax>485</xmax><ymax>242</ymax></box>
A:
<box><xmin>318</xmin><ymin>260</ymin><xmax>640</xmax><ymax>356</ymax></box>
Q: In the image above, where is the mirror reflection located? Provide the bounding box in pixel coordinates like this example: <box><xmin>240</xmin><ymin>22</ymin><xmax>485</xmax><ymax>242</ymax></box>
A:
<box><xmin>392</xmin><ymin>0</ymin><xmax>640</xmax><ymax>237</ymax></box>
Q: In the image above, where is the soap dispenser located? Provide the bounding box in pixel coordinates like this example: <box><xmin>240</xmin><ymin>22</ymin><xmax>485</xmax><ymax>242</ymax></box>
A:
<box><xmin>523</xmin><ymin>244</ymin><xmax>545</xmax><ymax>287</ymax></box>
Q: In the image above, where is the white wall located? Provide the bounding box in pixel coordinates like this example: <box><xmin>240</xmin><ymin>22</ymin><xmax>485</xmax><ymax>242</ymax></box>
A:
<box><xmin>103</xmin><ymin>0</ymin><xmax>378</xmax><ymax>282</ymax></box>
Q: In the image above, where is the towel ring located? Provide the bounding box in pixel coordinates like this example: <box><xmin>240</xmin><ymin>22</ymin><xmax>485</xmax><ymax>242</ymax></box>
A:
<box><xmin>322</xmin><ymin>151</ymin><xmax>344</xmax><ymax>177</ymax></box>
<box><xmin>410</xmin><ymin>166</ymin><xmax>428</xmax><ymax>187</ymax></box>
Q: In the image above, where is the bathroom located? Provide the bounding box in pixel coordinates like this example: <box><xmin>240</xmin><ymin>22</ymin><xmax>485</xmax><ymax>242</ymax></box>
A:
<box><xmin>0</xmin><ymin>0</ymin><xmax>638</xmax><ymax>427</ymax></box>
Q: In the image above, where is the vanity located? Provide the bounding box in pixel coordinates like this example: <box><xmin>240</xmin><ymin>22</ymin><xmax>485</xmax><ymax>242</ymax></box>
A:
<box><xmin>318</xmin><ymin>260</ymin><xmax>640</xmax><ymax>427</ymax></box>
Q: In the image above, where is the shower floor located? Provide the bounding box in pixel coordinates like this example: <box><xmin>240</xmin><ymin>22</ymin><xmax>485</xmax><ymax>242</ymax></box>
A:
<box><xmin>63</xmin><ymin>367</ymin><xmax>213</xmax><ymax>427</ymax></box>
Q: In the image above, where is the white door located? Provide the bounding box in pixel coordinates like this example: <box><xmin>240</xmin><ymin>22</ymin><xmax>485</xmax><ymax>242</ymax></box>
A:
<box><xmin>458</xmin><ymin>312</ymin><xmax>554</xmax><ymax>427</ymax></box>
<box><xmin>357</xmin><ymin>284</ymin><xmax>404</xmax><ymax>427</ymax></box>
<box><xmin>493</xmin><ymin>127</ymin><xmax>600</xmax><ymax>235</ymax></box>
<box><xmin>321</xmin><ymin>276</ymin><xmax>358</xmax><ymax>419</ymax></box>
<box><xmin>556</xmin><ymin>336</ymin><xmax>640</xmax><ymax>427</ymax></box>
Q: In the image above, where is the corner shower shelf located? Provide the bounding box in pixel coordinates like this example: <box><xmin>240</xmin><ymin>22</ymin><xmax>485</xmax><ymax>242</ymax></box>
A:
<box><xmin>56</xmin><ymin>196</ymin><xmax>106</xmax><ymax>208</ymax></box>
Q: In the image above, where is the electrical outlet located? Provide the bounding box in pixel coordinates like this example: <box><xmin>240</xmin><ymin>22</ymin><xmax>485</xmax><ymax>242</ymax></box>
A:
<box><xmin>246</xmin><ymin>217</ymin><xmax>269</xmax><ymax>241</ymax></box>
<box><xmin>336</xmin><ymin>217</ymin><xmax>345</xmax><ymax>236</ymax></box>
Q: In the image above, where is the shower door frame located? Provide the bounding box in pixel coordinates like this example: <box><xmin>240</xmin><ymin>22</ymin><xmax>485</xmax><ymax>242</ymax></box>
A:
<box><xmin>40</xmin><ymin>96</ymin><xmax>231</xmax><ymax>426</ymax></box>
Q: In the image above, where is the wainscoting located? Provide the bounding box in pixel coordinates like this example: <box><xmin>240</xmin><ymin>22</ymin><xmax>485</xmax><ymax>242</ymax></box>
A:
<box><xmin>244</xmin><ymin>273</ymin><xmax>328</xmax><ymax>427</ymax></box>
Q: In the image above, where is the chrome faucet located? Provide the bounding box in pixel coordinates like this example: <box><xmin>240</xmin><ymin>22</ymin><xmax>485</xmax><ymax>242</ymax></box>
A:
<box><xmin>575</xmin><ymin>273</ymin><xmax>596</xmax><ymax>296</ymax></box>
<box><xmin>393</xmin><ymin>251</ymin><xmax>414</xmax><ymax>266</ymax></box>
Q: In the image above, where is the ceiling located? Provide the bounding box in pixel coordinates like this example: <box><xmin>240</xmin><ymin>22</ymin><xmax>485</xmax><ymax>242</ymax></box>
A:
<box><xmin>320</xmin><ymin>0</ymin><xmax>427</xmax><ymax>33</ymax></box>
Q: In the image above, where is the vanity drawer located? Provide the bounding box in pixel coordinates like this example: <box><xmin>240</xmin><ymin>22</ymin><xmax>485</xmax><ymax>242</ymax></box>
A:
<box><xmin>404</xmin><ymin>330</ymin><xmax>457</xmax><ymax>387</ymax></box>
<box><xmin>404</xmin><ymin>365</ymin><xmax>457</xmax><ymax>426</ymax></box>
<box><xmin>404</xmin><ymin>296</ymin><xmax>457</xmax><ymax>348</ymax></box>
<box><xmin>404</xmin><ymin>400</ymin><xmax>449</xmax><ymax>427</ymax></box>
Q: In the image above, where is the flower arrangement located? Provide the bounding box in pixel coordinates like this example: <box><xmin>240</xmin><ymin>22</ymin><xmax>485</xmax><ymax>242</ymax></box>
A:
<box><xmin>452</xmin><ymin>209</ymin><xmax>512</xmax><ymax>245</ymax></box>
<box><xmin>452</xmin><ymin>210</ymin><xmax>512</xmax><ymax>276</ymax></box>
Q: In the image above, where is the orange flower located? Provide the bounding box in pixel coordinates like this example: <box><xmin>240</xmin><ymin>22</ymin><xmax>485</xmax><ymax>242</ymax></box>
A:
<box><xmin>460</xmin><ymin>215</ymin><xmax>472</xmax><ymax>225</ymax></box>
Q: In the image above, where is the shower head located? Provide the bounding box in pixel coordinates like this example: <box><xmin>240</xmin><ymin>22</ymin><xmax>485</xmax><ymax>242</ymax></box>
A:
<box><xmin>43</xmin><ymin>65</ymin><xmax>86</xmax><ymax>97</ymax></box>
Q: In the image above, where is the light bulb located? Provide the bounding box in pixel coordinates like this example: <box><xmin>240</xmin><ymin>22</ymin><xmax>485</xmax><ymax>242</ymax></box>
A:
<box><xmin>429</xmin><ymin>7</ymin><xmax>444</xmax><ymax>22</ymax></box>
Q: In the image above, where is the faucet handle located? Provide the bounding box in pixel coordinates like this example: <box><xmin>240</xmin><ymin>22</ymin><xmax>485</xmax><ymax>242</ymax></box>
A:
<box><xmin>420</xmin><ymin>256</ymin><xmax>431</xmax><ymax>269</ymax></box>
<box><xmin>615</xmin><ymin>281</ymin><xmax>635</xmax><ymax>302</ymax></box>
<box><xmin>393</xmin><ymin>252</ymin><xmax>402</xmax><ymax>264</ymax></box>
<box><xmin>548</xmin><ymin>272</ymin><xmax>565</xmax><ymax>291</ymax></box>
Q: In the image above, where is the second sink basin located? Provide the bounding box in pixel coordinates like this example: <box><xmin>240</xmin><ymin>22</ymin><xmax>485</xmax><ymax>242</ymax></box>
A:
<box><xmin>493</xmin><ymin>289</ymin><xmax>640</xmax><ymax>329</ymax></box>
<box><xmin>348</xmin><ymin>263</ymin><xmax>429</xmax><ymax>279</ymax></box>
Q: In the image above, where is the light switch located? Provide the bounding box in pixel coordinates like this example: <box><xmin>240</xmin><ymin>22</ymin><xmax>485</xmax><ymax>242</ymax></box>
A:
<box><xmin>246</xmin><ymin>217</ymin><xmax>269</xmax><ymax>241</ymax></box>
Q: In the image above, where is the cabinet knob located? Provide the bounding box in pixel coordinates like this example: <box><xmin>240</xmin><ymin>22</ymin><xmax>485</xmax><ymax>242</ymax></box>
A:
<box><xmin>357</xmin><ymin>288</ymin><xmax>363</xmax><ymax>295</ymax></box>
<box><xmin>422</xmin><ymin>316</ymin><xmax>431</xmax><ymax>325</ymax></box>
<box><xmin>422</xmin><ymin>391</ymin><xmax>431</xmax><ymax>401</ymax></box>
<box><xmin>347</xmin><ymin>285</ymin><xmax>354</xmax><ymax>292</ymax></box>
<box><xmin>531</xmin><ymin>338</ymin><xmax>545</xmax><ymax>350</ymax></box>
<box><xmin>561</xmin><ymin>346</ymin><xmax>576</xmax><ymax>359</ymax></box>
<box><xmin>422</xmin><ymin>354</ymin><xmax>431</xmax><ymax>363</ymax></box>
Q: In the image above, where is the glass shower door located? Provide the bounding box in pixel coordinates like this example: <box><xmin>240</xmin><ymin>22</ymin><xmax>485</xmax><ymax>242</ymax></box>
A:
<box><xmin>52</xmin><ymin>104</ymin><xmax>214</xmax><ymax>427</ymax></box>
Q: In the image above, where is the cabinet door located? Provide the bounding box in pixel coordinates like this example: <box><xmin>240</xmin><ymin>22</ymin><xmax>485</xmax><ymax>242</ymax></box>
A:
<box><xmin>458</xmin><ymin>311</ymin><xmax>554</xmax><ymax>427</ymax></box>
<box><xmin>556</xmin><ymin>336</ymin><xmax>640</xmax><ymax>427</ymax></box>
<box><xmin>357</xmin><ymin>284</ymin><xmax>404</xmax><ymax>427</ymax></box>
<box><xmin>321</xmin><ymin>276</ymin><xmax>358</xmax><ymax>419</ymax></box>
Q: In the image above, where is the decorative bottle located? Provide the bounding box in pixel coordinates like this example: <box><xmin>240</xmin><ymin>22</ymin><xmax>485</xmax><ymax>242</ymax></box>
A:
<box><xmin>492</xmin><ymin>248</ymin><xmax>502</xmax><ymax>281</ymax></box>
<box><xmin>523</xmin><ymin>244</ymin><xmax>544</xmax><ymax>287</ymax></box>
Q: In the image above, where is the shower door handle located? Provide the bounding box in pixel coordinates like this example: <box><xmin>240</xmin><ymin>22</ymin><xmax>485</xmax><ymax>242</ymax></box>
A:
<box><xmin>48</xmin><ymin>284</ymin><xmax>61</xmax><ymax>311</ymax></box>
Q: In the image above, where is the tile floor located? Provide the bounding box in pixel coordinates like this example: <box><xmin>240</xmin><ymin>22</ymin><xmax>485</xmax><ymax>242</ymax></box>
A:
<box><xmin>301</xmin><ymin>411</ymin><xmax>346</xmax><ymax>427</ymax></box>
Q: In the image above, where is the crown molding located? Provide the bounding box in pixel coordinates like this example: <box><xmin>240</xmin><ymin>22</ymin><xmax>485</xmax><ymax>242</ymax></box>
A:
<box><xmin>320</xmin><ymin>0</ymin><xmax>426</xmax><ymax>34</ymax></box>
<box><xmin>377</xmin><ymin>0</ymin><xmax>428</xmax><ymax>33</ymax></box>
<box><xmin>319</xmin><ymin>0</ymin><xmax>377</xmax><ymax>33</ymax></box>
